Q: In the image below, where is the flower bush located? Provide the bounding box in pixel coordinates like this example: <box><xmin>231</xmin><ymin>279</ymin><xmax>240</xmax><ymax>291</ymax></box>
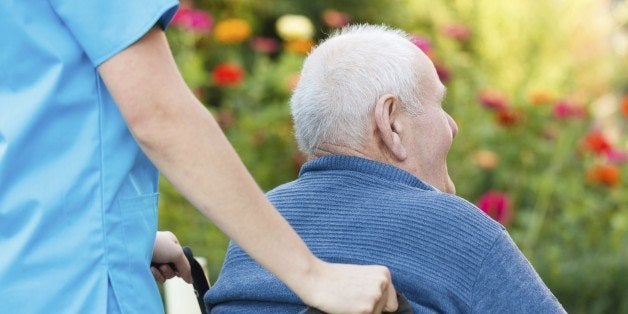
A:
<box><xmin>159</xmin><ymin>1</ymin><xmax>627</xmax><ymax>312</ymax></box>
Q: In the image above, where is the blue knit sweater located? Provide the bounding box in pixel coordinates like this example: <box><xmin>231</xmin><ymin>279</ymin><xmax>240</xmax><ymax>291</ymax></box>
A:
<box><xmin>205</xmin><ymin>156</ymin><xmax>564</xmax><ymax>313</ymax></box>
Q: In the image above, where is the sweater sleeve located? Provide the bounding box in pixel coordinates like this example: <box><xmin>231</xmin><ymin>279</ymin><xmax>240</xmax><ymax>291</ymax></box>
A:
<box><xmin>471</xmin><ymin>230</ymin><xmax>566</xmax><ymax>313</ymax></box>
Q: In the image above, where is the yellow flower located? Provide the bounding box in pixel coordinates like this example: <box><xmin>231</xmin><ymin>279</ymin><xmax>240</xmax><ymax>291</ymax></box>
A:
<box><xmin>276</xmin><ymin>15</ymin><xmax>314</xmax><ymax>41</ymax></box>
<box><xmin>214</xmin><ymin>18</ymin><xmax>251</xmax><ymax>43</ymax></box>
<box><xmin>284</xmin><ymin>39</ymin><xmax>315</xmax><ymax>55</ymax></box>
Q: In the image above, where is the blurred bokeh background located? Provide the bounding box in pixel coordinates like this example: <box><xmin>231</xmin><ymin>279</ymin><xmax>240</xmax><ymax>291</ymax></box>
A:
<box><xmin>158</xmin><ymin>0</ymin><xmax>628</xmax><ymax>312</ymax></box>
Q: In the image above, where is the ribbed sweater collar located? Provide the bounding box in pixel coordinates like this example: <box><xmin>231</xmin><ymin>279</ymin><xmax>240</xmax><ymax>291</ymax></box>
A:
<box><xmin>299</xmin><ymin>155</ymin><xmax>437</xmax><ymax>192</ymax></box>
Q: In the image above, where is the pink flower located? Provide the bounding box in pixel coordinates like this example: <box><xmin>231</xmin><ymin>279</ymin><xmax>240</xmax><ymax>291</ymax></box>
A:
<box><xmin>478</xmin><ymin>90</ymin><xmax>508</xmax><ymax>111</ymax></box>
<box><xmin>476</xmin><ymin>191</ymin><xmax>512</xmax><ymax>225</ymax></box>
<box><xmin>322</xmin><ymin>10</ymin><xmax>351</xmax><ymax>28</ymax></box>
<box><xmin>607</xmin><ymin>149</ymin><xmax>628</xmax><ymax>165</ymax></box>
<box><xmin>441</xmin><ymin>23</ymin><xmax>471</xmax><ymax>41</ymax></box>
<box><xmin>250</xmin><ymin>37</ymin><xmax>279</xmax><ymax>54</ymax></box>
<box><xmin>409</xmin><ymin>35</ymin><xmax>432</xmax><ymax>54</ymax></box>
<box><xmin>552</xmin><ymin>99</ymin><xmax>586</xmax><ymax>120</ymax></box>
<box><xmin>172</xmin><ymin>7</ymin><xmax>213</xmax><ymax>33</ymax></box>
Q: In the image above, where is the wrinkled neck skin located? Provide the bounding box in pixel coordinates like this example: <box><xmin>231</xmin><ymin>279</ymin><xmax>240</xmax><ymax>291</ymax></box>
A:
<box><xmin>311</xmin><ymin>143</ymin><xmax>371</xmax><ymax>160</ymax></box>
<box><xmin>310</xmin><ymin>139</ymin><xmax>455</xmax><ymax>194</ymax></box>
<box><xmin>310</xmin><ymin>142</ymin><xmax>405</xmax><ymax>176</ymax></box>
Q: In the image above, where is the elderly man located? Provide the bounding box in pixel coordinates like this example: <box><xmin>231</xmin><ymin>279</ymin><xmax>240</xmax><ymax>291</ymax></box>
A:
<box><xmin>205</xmin><ymin>24</ymin><xmax>565</xmax><ymax>313</ymax></box>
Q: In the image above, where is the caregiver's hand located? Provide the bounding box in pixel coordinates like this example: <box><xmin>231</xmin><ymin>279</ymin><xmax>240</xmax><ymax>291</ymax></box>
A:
<box><xmin>151</xmin><ymin>231</ymin><xmax>192</xmax><ymax>284</ymax></box>
<box><xmin>295</xmin><ymin>262</ymin><xmax>398</xmax><ymax>314</ymax></box>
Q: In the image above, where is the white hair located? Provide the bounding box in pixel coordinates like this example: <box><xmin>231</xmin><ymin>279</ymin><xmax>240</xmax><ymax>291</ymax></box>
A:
<box><xmin>290</xmin><ymin>24</ymin><xmax>424</xmax><ymax>156</ymax></box>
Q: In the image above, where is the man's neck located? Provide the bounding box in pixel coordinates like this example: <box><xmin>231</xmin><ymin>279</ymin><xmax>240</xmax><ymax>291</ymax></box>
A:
<box><xmin>310</xmin><ymin>143</ymin><xmax>372</xmax><ymax>160</ymax></box>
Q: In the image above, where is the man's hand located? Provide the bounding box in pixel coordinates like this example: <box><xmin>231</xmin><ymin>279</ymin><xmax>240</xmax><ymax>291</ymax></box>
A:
<box><xmin>297</xmin><ymin>262</ymin><xmax>398</xmax><ymax>314</ymax></box>
<box><xmin>151</xmin><ymin>231</ymin><xmax>192</xmax><ymax>284</ymax></box>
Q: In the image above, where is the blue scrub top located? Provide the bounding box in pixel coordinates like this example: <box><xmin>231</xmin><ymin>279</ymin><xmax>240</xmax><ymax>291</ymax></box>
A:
<box><xmin>0</xmin><ymin>0</ymin><xmax>178</xmax><ymax>312</ymax></box>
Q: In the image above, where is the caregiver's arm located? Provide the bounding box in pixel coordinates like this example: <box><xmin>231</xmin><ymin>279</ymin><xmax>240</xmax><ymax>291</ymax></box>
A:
<box><xmin>98</xmin><ymin>27</ymin><xmax>397</xmax><ymax>314</ymax></box>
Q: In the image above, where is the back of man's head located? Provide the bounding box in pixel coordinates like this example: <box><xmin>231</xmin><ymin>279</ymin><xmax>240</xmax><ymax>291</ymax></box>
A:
<box><xmin>291</xmin><ymin>24</ymin><xmax>424</xmax><ymax>156</ymax></box>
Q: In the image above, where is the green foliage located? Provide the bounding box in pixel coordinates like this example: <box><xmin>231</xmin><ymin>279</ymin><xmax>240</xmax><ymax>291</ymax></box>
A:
<box><xmin>159</xmin><ymin>0</ymin><xmax>627</xmax><ymax>311</ymax></box>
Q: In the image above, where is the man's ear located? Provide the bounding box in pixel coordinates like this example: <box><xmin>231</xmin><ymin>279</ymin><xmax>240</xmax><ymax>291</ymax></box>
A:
<box><xmin>374</xmin><ymin>94</ymin><xmax>407</xmax><ymax>161</ymax></box>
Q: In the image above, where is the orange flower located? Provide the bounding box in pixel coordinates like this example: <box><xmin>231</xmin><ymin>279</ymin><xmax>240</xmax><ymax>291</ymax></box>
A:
<box><xmin>322</xmin><ymin>10</ymin><xmax>351</xmax><ymax>28</ymax></box>
<box><xmin>472</xmin><ymin>150</ymin><xmax>499</xmax><ymax>169</ymax></box>
<box><xmin>527</xmin><ymin>90</ymin><xmax>554</xmax><ymax>105</ymax></box>
<box><xmin>286</xmin><ymin>73</ymin><xmax>300</xmax><ymax>91</ymax></box>
<box><xmin>621</xmin><ymin>95</ymin><xmax>628</xmax><ymax>118</ymax></box>
<box><xmin>284</xmin><ymin>39</ymin><xmax>315</xmax><ymax>54</ymax></box>
<box><xmin>213</xmin><ymin>19</ymin><xmax>251</xmax><ymax>43</ymax></box>
<box><xmin>587</xmin><ymin>164</ymin><xmax>621</xmax><ymax>187</ymax></box>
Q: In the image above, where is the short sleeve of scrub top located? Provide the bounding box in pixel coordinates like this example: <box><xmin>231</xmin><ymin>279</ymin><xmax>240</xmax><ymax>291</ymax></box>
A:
<box><xmin>49</xmin><ymin>0</ymin><xmax>179</xmax><ymax>65</ymax></box>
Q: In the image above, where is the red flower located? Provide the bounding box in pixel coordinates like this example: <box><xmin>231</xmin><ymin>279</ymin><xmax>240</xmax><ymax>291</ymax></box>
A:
<box><xmin>476</xmin><ymin>191</ymin><xmax>512</xmax><ymax>225</ymax></box>
<box><xmin>478</xmin><ymin>90</ymin><xmax>508</xmax><ymax>111</ymax></box>
<box><xmin>171</xmin><ymin>7</ymin><xmax>213</xmax><ymax>33</ymax></box>
<box><xmin>582</xmin><ymin>131</ymin><xmax>612</xmax><ymax>155</ymax></box>
<box><xmin>440</xmin><ymin>23</ymin><xmax>471</xmax><ymax>41</ymax></box>
<box><xmin>322</xmin><ymin>10</ymin><xmax>351</xmax><ymax>28</ymax></box>
<box><xmin>587</xmin><ymin>164</ymin><xmax>621</xmax><ymax>187</ymax></box>
<box><xmin>552</xmin><ymin>99</ymin><xmax>586</xmax><ymax>120</ymax></box>
<box><xmin>250</xmin><ymin>37</ymin><xmax>279</xmax><ymax>54</ymax></box>
<box><xmin>212</xmin><ymin>63</ymin><xmax>244</xmax><ymax>87</ymax></box>
<box><xmin>621</xmin><ymin>95</ymin><xmax>628</xmax><ymax>118</ymax></box>
<box><xmin>495</xmin><ymin>107</ymin><xmax>523</xmax><ymax>127</ymax></box>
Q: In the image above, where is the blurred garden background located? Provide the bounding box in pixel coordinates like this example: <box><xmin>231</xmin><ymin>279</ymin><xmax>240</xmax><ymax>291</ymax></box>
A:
<box><xmin>158</xmin><ymin>0</ymin><xmax>628</xmax><ymax>312</ymax></box>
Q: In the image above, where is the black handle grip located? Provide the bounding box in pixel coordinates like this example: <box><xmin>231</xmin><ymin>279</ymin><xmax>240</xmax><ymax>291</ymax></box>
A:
<box><xmin>183</xmin><ymin>246</ymin><xmax>211</xmax><ymax>314</ymax></box>
<box><xmin>151</xmin><ymin>246</ymin><xmax>211</xmax><ymax>314</ymax></box>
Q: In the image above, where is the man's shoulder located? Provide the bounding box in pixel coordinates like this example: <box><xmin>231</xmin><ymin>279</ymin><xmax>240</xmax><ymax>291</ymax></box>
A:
<box><xmin>380</xmin><ymin>188</ymin><xmax>504</xmax><ymax>232</ymax></box>
<box><xmin>268</xmin><ymin>177</ymin><xmax>503</xmax><ymax>241</ymax></box>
